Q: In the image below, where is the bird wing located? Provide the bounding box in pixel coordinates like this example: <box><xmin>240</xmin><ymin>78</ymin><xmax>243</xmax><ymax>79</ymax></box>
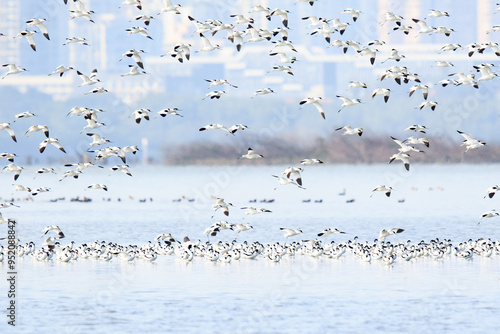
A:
<box><xmin>457</xmin><ymin>130</ymin><xmax>474</xmax><ymax>142</ymax></box>
<box><xmin>4</xmin><ymin>126</ymin><xmax>16</xmax><ymax>142</ymax></box>
<box><xmin>312</xmin><ymin>101</ymin><xmax>325</xmax><ymax>119</ymax></box>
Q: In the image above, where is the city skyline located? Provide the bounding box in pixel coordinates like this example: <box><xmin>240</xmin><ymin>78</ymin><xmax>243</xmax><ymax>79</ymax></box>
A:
<box><xmin>0</xmin><ymin>0</ymin><xmax>499</xmax><ymax>165</ymax></box>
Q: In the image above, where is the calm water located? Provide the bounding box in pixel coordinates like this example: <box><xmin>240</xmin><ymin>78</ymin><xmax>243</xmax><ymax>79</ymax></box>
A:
<box><xmin>1</xmin><ymin>164</ymin><xmax>500</xmax><ymax>333</ymax></box>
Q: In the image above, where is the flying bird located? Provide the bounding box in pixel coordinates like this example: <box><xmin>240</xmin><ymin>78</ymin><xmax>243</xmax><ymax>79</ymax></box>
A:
<box><xmin>17</xmin><ymin>30</ymin><xmax>37</xmax><ymax>51</ymax></box>
<box><xmin>39</xmin><ymin>138</ymin><xmax>66</xmax><ymax>153</ymax></box>
<box><xmin>240</xmin><ymin>148</ymin><xmax>264</xmax><ymax>159</ymax></box>
<box><xmin>0</xmin><ymin>123</ymin><xmax>16</xmax><ymax>142</ymax></box>
<box><xmin>335</xmin><ymin>125</ymin><xmax>363</xmax><ymax>136</ymax></box>
<box><xmin>379</xmin><ymin>228</ymin><xmax>404</xmax><ymax>241</ymax></box>
<box><xmin>299</xmin><ymin>97</ymin><xmax>325</xmax><ymax>119</ymax></box>
<box><xmin>371</xmin><ymin>185</ymin><xmax>392</xmax><ymax>197</ymax></box>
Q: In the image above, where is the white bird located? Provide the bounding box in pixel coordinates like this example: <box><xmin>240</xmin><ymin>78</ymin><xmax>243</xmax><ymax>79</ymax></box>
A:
<box><xmin>0</xmin><ymin>123</ymin><xmax>16</xmax><ymax>142</ymax></box>
<box><xmin>282</xmin><ymin>167</ymin><xmax>303</xmax><ymax>186</ymax></box>
<box><xmin>428</xmin><ymin>9</ymin><xmax>449</xmax><ymax>17</ymax></box>
<box><xmin>63</xmin><ymin>37</ymin><xmax>89</xmax><ymax>45</ymax></box>
<box><xmin>417</xmin><ymin>101</ymin><xmax>438</xmax><ymax>111</ymax></box>
<box><xmin>379</xmin><ymin>228</ymin><xmax>404</xmax><ymax>241</ymax></box>
<box><xmin>371</xmin><ymin>185</ymin><xmax>392</xmax><ymax>197</ymax></box>
<box><xmin>203</xmin><ymin>91</ymin><xmax>226</xmax><ymax>100</ymax></box>
<box><xmin>240</xmin><ymin>148</ymin><xmax>264</xmax><ymax>160</ymax></box>
<box><xmin>300</xmin><ymin>159</ymin><xmax>323</xmax><ymax>165</ymax></box>
<box><xmin>371</xmin><ymin>88</ymin><xmax>391</xmax><ymax>103</ymax></box>
<box><xmin>438</xmin><ymin>79</ymin><xmax>459</xmax><ymax>87</ymax></box>
<box><xmin>59</xmin><ymin>170</ymin><xmax>82</xmax><ymax>181</ymax></box>
<box><xmin>279</xmin><ymin>228</ymin><xmax>302</xmax><ymax>241</ymax></box>
<box><xmin>14</xmin><ymin>111</ymin><xmax>36</xmax><ymax>122</ymax></box>
<box><xmin>31</xmin><ymin>187</ymin><xmax>50</xmax><ymax>196</ymax></box>
<box><xmin>439</xmin><ymin>43</ymin><xmax>461</xmax><ymax>53</ymax></box>
<box><xmin>391</xmin><ymin>136</ymin><xmax>424</xmax><ymax>154</ymax></box>
<box><xmin>388</xmin><ymin>152</ymin><xmax>411</xmax><ymax>171</ymax></box>
<box><xmin>318</xmin><ymin>228</ymin><xmax>346</xmax><ymax>237</ymax></box>
<box><xmin>205</xmin><ymin>79</ymin><xmax>237</xmax><ymax>88</ymax></box>
<box><xmin>110</xmin><ymin>165</ymin><xmax>132</xmax><ymax>177</ymax></box>
<box><xmin>433</xmin><ymin>61</ymin><xmax>454</xmax><ymax>67</ymax></box>
<box><xmin>86</xmin><ymin>133</ymin><xmax>110</xmax><ymax>146</ymax></box>
<box><xmin>252</xmin><ymin>88</ymin><xmax>274</xmax><ymax>98</ymax></box>
<box><xmin>299</xmin><ymin>97</ymin><xmax>325</xmax><ymax>119</ymax></box>
<box><xmin>348</xmin><ymin>81</ymin><xmax>367</xmax><ymax>89</ymax></box>
<box><xmin>39</xmin><ymin>138</ymin><xmax>66</xmax><ymax>153</ymax></box>
<box><xmin>64</xmin><ymin>162</ymin><xmax>99</xmax><ymax>172</ymax></box>
<box><xmin>227</xmin><ymin>124</ymin><xmax>248</xmax><ymax>134</ymax></box>
<box><xmin>17</xmin><ymin>30</ymin><xmax>37</xmax><ymax>51</ymax></box>
<box><xmin>88</xmin><ymin>184</ymin><xmax>108</xmax><ymax>191</ymax></box>
<box><xmin>302</xmin><ymin>16</ymin><xmax>327</xmax><ymax>28</ymax></box>
<box><xmin>474</xmin><ymin>64</ymin><xmax>498</xmax><ymax>82</ymax></box>
<box><xmin>272</xmin><ymin>175</ymin><xmax>305</xmax><ymax>190</ymax></box>
<box><xmin>340</xmin><ymin>8</ymin><xmax>362</xmax><ymax>22</ymax></box>
<box><xmin>81</xmin><ymin>119</ymin><xmax>105</xmax><ymax>133</ymax></box>
<box><xmin>336</xmin><ymin>96</ymin><xmax>361</xmax><ymax>112</ymax></box>
<box><xmin>403</xmin><ymin>137</ymin><xmax>430</xmax><ymax>148</ymax></box>
<box><xmin>1</xmin><ymin>64</ymin><xmax>26</xmax><ymax>79</ymax></box>
<box><xmin>479</xmin><ymin>210</ymin><xmax>499</xmax><ymax>224</ymax></box>
<box><xmin>0</xmin><ymin>153</ymin><xmax>15</xmax><ymax>162</ymax></box>
<box><xmin>449</xmin><ymin>72</ymin><xmax>478</xmax><ymax>88</ymax></box>
<box><xmin>457</xmin><ymin>130</ymin><xmax>486</xmax><ymax>152</ymax></box>
<box><xmin>231</xmin><ymin>223</ymin><xmax>253</xmax><ymax>233</ymax></box>
<box><xmin>212</xmin><ymin>198</ymin><xmax>233</xmax><ymax>217</ymax></box>
<box><xmin>197</xmin><ymin>33</ymin><xmax>220</xmax><ymax>52</ymax></box>
<box><xmin>485</xmin><ymin>186</ymin><xmax>500</xmax><ymax>199</ymax></box>
<box><xmin>133</xmin><ymin>14</ymin><xmax>153</xmax><ymax>26</ymax></box>
<box><xmin>0</xmin><ymin>202</ymin><xmax>20</xmax><ymax>209</ymax></box>
<box><xmin>41</xmin><ymin>225</ymin><xmax>65</xmax><ymax>239</ymax></box>
<box><xmin>158</xmin><ymin>0</ymin><xmax>181</xmax><ymax>14</ymax></box>
<box><xmin>120</xmin><ymin>49</ymin><xmax>145</xmax><ymax>69</ymax></box>
<box><xmin>121</xmin><ymin>0</ymin><xmax>142</xmax><ymax>10</ymax></box>
<box><xmin>77</xmin><ymin>69</ymin><xmax>100</xmax><ymax>86</ymax></box>
<box><xmin>199</xmin><ymin>123</ymin><xmax>228</xmax><ymax>132</ymax></box>
<box><xmin>126</xmin><ymin>26</ymin><xmax>153</xmax><ymax>39</ymax></box>
<box><xmin>381</xmin><ymin>49</ymin><xmax>405</xmax><ymax>63</ymax></box>
<box><xmin>412</xmin><ymin>18</ymin><xmax>436</xmax><ymax>36</ymax></box>
<box><xmin>297</xmin><ymin>0</ymin><xmax>317</xmax><ymax>5</ymax></box>
<box><xmin>269</xmin><ymin>52</ymin><xmax>297</xmax><ymax>63</ymax></box>
<box><xmin>13</xmin><ymin>184</ymin><xmax>31</xmax><ymax>192</ymax></box>
<box><xmin>26</xmin><ymin>18</ymin><xmax>50</xmax><ymax>40</ymax></box>
<box><xmin>405</xmin><ymin>125</ymin><xmax>427</xmax><ymax>134</ymax></box>
<box><xmin>269</xmin><ymin>65</ymin><xmax>294</xmax><ymax>75</ymax></box>
<box><xmin>356</xmin><ymin>47</ymin><xmax>378</xmax><ymax>65</ymax></box>
<box><xmin>381</xmin><ymin>12</ymin><xmax>404</xmax><ymax>26</ymax></box>
<box><xmin>487</xmin><ymin>25</ymin><xmax>500</xmax><ymax>34</ymax></box>
<box><xmin>49</xmin><ymin>65</ymin><xmax>74</xmax><ymax>77</ymax></box>
<box><xmin>268</xmin><ymin>8</ymin><xmax>289</xmax><ymax>27</ymax></box>
<box><xmin>85</xmin><ymin>87</ymin><xmax>108</xmax><ymax>95</ymax></box>
<box><xmin>172</xmin><ymin>43</ymin><xmax>191</xmax><ymax>62</ymax></box>
<box><xmin>131</xmin><ymin>108</ymin><xmax>150</xmax><ymax>124</ymax></box>
<box><xmin>157</xmin><ymin>108</ymin><xmax>183</xmax><ymax>117</ymax></box>
<box><xmin>435</xmin><ymin>26</ymin><xmax>454</xmax><ymax>36</ymax></box>
<box><xmin>409</xmin><ymin>84</ymin><xmax>429</xmax><ymax>100</ymax></box>
<box><xmin>121</xmin><ymin>65</ymin><xmax>146</xmax><ymax>76</ymax></box>
<box><xmin>392</xmin><ymin>25</ymin><xmax>413</xmax><ymax>35</ymax></box>
<box><xmin>155</xmin><ymin>233</ymin><xmax>175</xmax><ymax>242</ymax></box>
<box><xmin>240</xmin><ymin>207</ymin><xmax>271</xmax><ymax>215</ymax></box>
<box><xmin>335</xmin><ymin>125</ymin><xmax>363</xmax><ymax>136</ymax></box>
<box><xmin>35</xmin><ymin>167</ymin><xmax>56</xmax><ymax>175</ymax></box>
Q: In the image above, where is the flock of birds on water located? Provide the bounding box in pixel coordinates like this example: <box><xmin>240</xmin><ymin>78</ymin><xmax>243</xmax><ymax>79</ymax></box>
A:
<box><xmin>1</xmin><ymin>0</ymin><xmax>500</xmax><ymax>265</ymax></box>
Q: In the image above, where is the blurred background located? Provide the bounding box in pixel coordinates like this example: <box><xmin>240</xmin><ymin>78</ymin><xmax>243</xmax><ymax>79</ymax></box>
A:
<box><xmin>0</xmin><ymin>0</ymin><xmax>499</xmax><ymax>165</ymax></box>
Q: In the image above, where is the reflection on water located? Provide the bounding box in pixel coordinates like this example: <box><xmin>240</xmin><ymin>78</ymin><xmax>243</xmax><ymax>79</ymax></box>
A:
<box><xmin>1</xmin><ymin>164</ymin><xmax>500</xmax><ymax>332</ymax></box>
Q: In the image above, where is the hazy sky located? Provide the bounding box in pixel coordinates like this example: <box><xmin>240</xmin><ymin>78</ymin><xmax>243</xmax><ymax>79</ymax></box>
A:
<box><xmin>0</xmin><ymin>0</ymin><xmax>500</xmax><ymax>165</ymax></box>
